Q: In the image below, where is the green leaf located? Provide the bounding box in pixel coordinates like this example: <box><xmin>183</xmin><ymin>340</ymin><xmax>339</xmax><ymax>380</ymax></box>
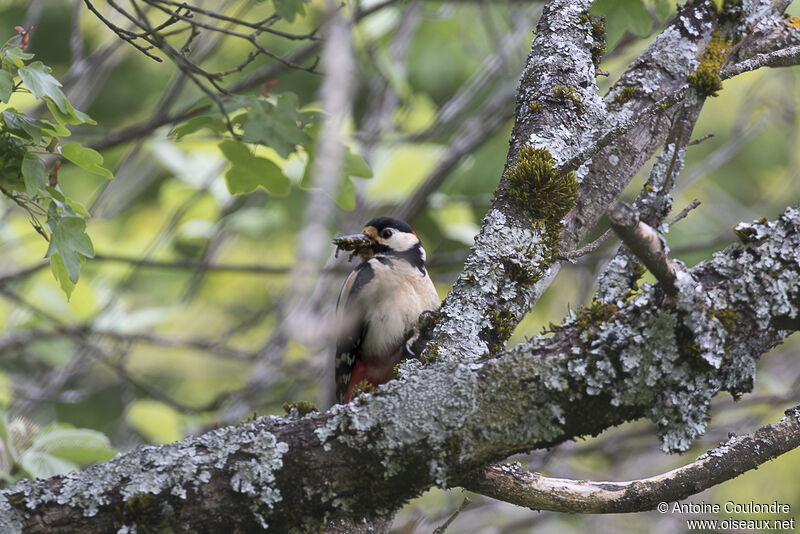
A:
<box><xmin>18</xmin><ymin>62</ymin><xmax>69</xmax><ymax>114</ymax></box>
<box><xmin>272</xmin><ymin>0</ymin><xmax>308</xmax><ymax>22</ymax></box>
<box><xmin>344</xmin><ymin>150</ymin><xmax>373</xmax><ymax>178</ymax></box>
<box><xmin>218</xmin><ymin>139</ymin><xmax>290</xmax><ymax>196</ymax></box>
<box><xmin>240</xmin><ymin>93</ymin><xmax>310</xmax><ymax>158</ymax></box>
<box><xmin>3</xmin><ymin>47</ymin><xmax>33</xmax><ymax>67</ymax></box>
<box><xmin>169</xmin><ymin>116</ymin><xmax>227</xmax><ymax>140</ymax></box>
<box><xmin>45</xmin><ymin>185</ymin><xmax>66</xmax><ymax>202</ymax></box>
<box><xmin>46</xmin><ymin>100</ymin><xmax>95</xmax><ymax>127</ymax></box>
<box><xmin>49</xmin><ymin>254</ymin><xmax>75</xmax><ymax>299</ymax></box>
<box><xmin>653</xmin><ymin>0</ymin><xmax>673</xmax><ymax>21</ymax></box>
<box><xmin>0</xmin><ymin>70</ymin><xmax>13</xmax><ymax>103</ymax></box>
<box><xmin>45</xmin><ymin>216</ymin><xmax>94</xmax><ymax>287</ymax></box>
<box><xmin>32</xmin><ymin>428</ymin><xmax>115</xmax><ymax>464</ymax></box>
<box><xmin>4</xmin><ymin>47</ymin><xmax>33</xmax><ymax>61</ymax></box>
<box><xmin>18</xmin><ymin>62</ymin><xmax>96</xmax><ymax>125</ymax></box>
<box><xmin>126</xmin><ymin>400</ymin><xmax>183</xmax><ymax>444</ymax></box>
<box><xmin>336</xmin><ymin>177</ymin><xmax>357</xmax><ymax>211</ymax></box>
<box><xmin>301</xmin><ymin>142</ymin><xmax>372</xmax><ymax>210</ymax></box>
<box><xmin>19</xmin><ymin>450</ymin><xmax>77</xmax><ymax>479</ymax></box>
<box><xmin>60</xmin><ymin>142</ymin><xmax>114</xmax><ymax>180</ymax></box>
<box><xmin>1</xmin><ymin>110</ymin><xmax>59</xmax><ymax>144</ymax></box>
<box><xmin>591</xmin><ymin>0</ymin><xmax>652</xmax><ymax>49</ymax></box>
<box><xmin>21</xmin><ymin>153</ymin><xmax>46</xmax><ymax>197</ymax></box>
<box><xmin>66</xmin><ymin>198</ymin><xmax>90</xmax><ymax>217</ymax></box>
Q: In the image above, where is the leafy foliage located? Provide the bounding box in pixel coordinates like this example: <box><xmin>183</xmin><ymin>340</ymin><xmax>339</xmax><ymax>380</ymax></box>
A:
<box><xmin>169</xmin><ymin>93</ymin><xmax>373</xmax><ymax>209</ymax></box>
<box><xmin>272</xmin><ymin>0</ymin><xmax>310</xmax><ymax>23</ymax></box>
<box><xmin>0</xmin><ymin>32</ymin><xmax>111</xmax><ymax>298</ymax></box>
<box><xmin>0</xmin><ymin>409</ymin><xmax>115</xmax><ymax>482</ymax></box>
<box><xmin>218</xmin><ymin>139</ymin><xmax>290</xmax><ymax>196</ymax></box>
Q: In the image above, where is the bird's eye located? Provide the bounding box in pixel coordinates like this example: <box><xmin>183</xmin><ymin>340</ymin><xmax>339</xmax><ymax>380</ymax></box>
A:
<box><xmin>381</xmin><ymin>229</ymin><xmax>393</xmax><ymax>239</ymax></box>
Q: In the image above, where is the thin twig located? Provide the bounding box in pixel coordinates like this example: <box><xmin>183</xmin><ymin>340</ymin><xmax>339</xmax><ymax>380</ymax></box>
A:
<box><xmin>688</xmin><ymin>132</ymin><xmax>714</xmax><ymax>146</ymax></box>
<box><xmin>83</xmin><ymin>0</ymin><xmax>163</xmax><ymax>62</ymax></box>
<box><xmin>721</xmin><ymin>44</ymin><xmax>800</xmax><ymax>79</ymax></box>
<box><xmin>93</xmin><ymin>253</ymin><xmax>290</xmax><ymax>273</ymax></box>
<box><xmin>557</xmin><ymin>228</ymin><xmax>614</xmax><ymax>262</ymax></box>
<box><xmin>0</xmin><ymin>263</ymin><xmax>48</xmax><ymax>285</ymax></box>
<box><xmin>558</xmin><ymin>89</ymin><xmax>687</xmax><ymax>174</ymax></box>
<box><xmin>432</xmin><ymin>496</ymin><xmax>472</xmax><ymax>534</ymax></box>
<box><xmin>668</xmin><ymin>198</ymin><xmax>701</xmax><ymax>227</ymax></box>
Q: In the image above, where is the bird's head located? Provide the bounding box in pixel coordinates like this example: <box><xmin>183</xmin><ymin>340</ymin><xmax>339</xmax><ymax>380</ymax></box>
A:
<box><xmin>361</xmin><ymin>217</ymin><xmax>420</xmax><ymax>253</ymax></box>
<box><xmin>334</xmin><ymin>217</ymin><xmax>427</xmax><ymax>268</ymax></box>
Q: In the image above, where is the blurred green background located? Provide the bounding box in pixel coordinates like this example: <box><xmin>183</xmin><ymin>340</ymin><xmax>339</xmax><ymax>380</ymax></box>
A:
<box><xmin>0</xmin><ymin>0</ymin><xmax>798</xmax><ymax>532</ymax></box>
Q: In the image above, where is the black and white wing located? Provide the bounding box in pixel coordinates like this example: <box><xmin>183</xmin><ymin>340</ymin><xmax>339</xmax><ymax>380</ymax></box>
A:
<box><xmin>334</xmin><ymin>262</ymin><xmax>374</xmax><ymax>403</ymax></box>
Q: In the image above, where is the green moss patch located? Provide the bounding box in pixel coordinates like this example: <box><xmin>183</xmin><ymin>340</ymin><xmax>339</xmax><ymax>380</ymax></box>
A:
<box><xmin>553</xmin><ymin>85</ymin><xmax>584</xmax><ymax>113</ymax></box>
<box><xmin>687</xmin><ymin>31</ymin><xmax>731</xmax><ymax>98</ymax></box>
<box><xmin>282</xmin><ymin>400</ymin><xmax>318</xmax><ymax>417</ymax></box>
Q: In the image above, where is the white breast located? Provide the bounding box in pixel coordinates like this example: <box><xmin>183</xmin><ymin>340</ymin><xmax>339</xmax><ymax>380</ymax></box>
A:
<box><xmin>358</xmin><ymin>258</ymin><xmax>439</xmax><ymax>362</ymax></box>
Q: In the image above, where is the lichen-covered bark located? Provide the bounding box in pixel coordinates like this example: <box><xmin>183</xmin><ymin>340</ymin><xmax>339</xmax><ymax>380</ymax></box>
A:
<box><xmin>3</xmin><ymin>206</ymin><xmax>800</xmax><ymax>532</ymax></box>
<box><xmin>430</xmin><ymin>0</ymin><xmax>800</xmax><ymax>363</ymax></box>
<box><xmin>431</xmin><ymin>0</ymin><xmax>710</xmax><ymax>361</ymax></box>
<box><xmin>430</xmin><ymin>0</ymin><xmax>600</xmax><ymax>360</ymax></box>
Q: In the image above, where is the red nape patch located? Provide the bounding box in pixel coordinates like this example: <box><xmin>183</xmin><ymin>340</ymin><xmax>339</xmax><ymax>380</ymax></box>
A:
<box><xmin>344</xmin><ymin>360</ymin><xmax>368</xmax><ymax>403</ymax></box>
<box><xmin>411</xmin><ymin>231</ymin><xmax>418</xmax><ymax>237</ymax></box>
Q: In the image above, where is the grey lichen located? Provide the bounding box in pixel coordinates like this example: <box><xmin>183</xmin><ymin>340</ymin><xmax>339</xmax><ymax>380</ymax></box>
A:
<box><xmin>522</xmin><ymin>207</ymin><xmax>800</xmax><ymax>452</ymax></box>
<box><xmin>231</xmin><ymin>431</ymin><xmax>288</xmax><ymax>529</ymax></box>
<box><xmin>0</xmin><ymin>495</ymin><xmax>24</xmax><ymax>534</ymax></box>
<box><xmin>431</xmin><ymin>209</ymin><xmax>555</xmax><ymax>361</ymax></box>
<box><xmin>308</xmin><ymin>360</ymin><xmax>481</xmax><ymax>519</ymax></box>
<box><xmin>696</xmin><ymin>435</ymin><xmax>737</xmax><ymax>461</ymax></box>
<box><xmin>596</xmin><ymin>252</ymin><xmax>642</xmax><ymax>305</ymax></box>
<box><xmin>231</xmin><ymin>431</ymin><xmax>287</xmax><ymax>499</ymax></box>
<box><xmin>2</xmin><ymin>419</ymin><xmax>288</xmax><ymax>528</ymax></box>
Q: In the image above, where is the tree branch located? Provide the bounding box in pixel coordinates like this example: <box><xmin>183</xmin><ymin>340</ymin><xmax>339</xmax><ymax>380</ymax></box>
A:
<box><xmin>466</xmin><ymin>404</ymin><xmax>800</xmax><ymax>513</ymax></box>
<box><xmin>608</xmin><ymin>201</ymin><xmax>678</xmax><ymax>294</ymax></box>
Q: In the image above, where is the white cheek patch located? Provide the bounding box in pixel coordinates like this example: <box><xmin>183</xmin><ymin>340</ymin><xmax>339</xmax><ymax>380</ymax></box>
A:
<box><xmin>387</xmin><ymin>232</ymin><xmax>419</xmax><ymax>251</ymax></box>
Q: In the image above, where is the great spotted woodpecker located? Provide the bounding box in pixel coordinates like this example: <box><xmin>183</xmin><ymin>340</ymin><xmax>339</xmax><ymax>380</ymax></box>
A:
<box><xmin>333</xmin><ymin>217</ymin><xmax>440</xmax><ymax>403</ymax></box>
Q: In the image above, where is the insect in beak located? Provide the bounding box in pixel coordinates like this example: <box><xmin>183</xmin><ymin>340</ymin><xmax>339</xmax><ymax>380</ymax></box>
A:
<box><xmin>332</xmin><ymin>233</ymin><xmax>375</xmax><ymax>261</ymax></box>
